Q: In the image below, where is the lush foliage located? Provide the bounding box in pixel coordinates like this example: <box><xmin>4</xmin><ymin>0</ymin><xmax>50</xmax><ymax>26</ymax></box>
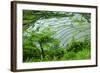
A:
<box><xmin>23</xmin><ymin>10</ymin><xmax>91</xmax><ymax>62</ymax></box>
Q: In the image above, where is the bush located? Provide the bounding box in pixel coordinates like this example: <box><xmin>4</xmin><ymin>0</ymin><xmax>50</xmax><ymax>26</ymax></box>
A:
<box><xmin>23</xmin><ymin>48</ymin><xmax>41</xmax><ymax>62</ymax></box>
<box><xmin>75</xmin><ymin>49</ymin><xmax>91</xmax><ymax>60</ymax></box>
<box><xmin>62</xmin><ymin>52</ymin><xmax>76</xmax><ymax>60</ymax></box>
<box><xmin>66</xmin><ymin>41</ymin><xmax>84</xmax><ymax>52</ymax></box>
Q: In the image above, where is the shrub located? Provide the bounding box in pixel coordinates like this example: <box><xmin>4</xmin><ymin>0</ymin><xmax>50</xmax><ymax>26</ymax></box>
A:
<box><xmin>62</xmin><ymin>52</ymin><xmax>76</xmax><ymax>60</ymax></box>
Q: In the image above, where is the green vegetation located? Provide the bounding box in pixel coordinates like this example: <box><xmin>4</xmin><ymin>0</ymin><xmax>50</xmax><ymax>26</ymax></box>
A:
<box><xmin>23</xmin><ymin>35</ymin><xmax>91</xmax><ymax>62</ymax></box>
<box><xmin>23</xmin><ymin>10</ymin><xmax>91</xmax><ymax>62</ymax></box>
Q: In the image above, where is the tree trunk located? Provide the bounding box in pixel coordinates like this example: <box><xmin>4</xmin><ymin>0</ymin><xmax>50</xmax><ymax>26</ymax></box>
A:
<box><xmin>39</xmin><ymin>43</ymin><xmax>45</xmax><ymax>59</ymax></box>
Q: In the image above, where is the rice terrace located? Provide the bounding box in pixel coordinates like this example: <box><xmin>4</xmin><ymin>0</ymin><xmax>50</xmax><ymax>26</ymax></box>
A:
<box><xmin>23</xmin><ymin>10</ymin><xmax>91</xmax><ymax>62</ymax></box>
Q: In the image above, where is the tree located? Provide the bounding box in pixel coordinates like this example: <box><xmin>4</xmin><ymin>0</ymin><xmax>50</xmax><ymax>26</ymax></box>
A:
<box><xmin>23</xmin><ymin>26</ymin><xmax>60</xmax><ymax>60</ymax></box>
